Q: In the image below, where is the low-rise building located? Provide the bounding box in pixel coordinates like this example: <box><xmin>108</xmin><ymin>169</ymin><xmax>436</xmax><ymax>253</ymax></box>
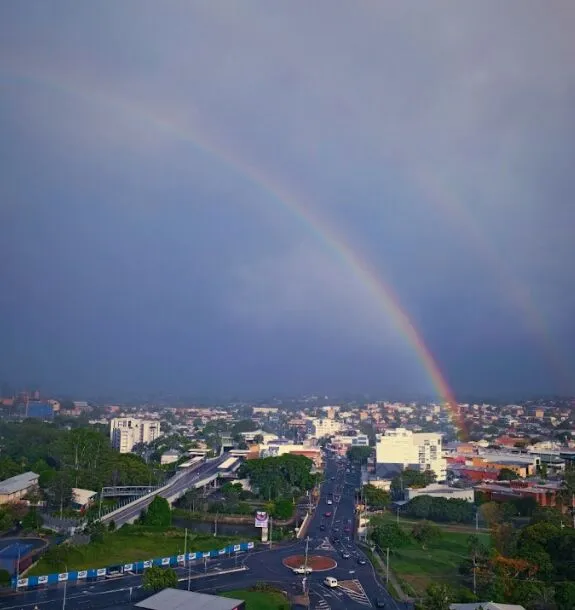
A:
<box><xmin>406</xmin><ymin>483</ymin><xmax>474</xmax><ymax>503</ymax></box>
<box><xmin>160</xmin><ymin>450</ymin><xmax>180</xmax><ymax>465</ymax></box>
<box><xmin>71</xmin><ymin>488</ymin><xmax>97</xmax><ymax>511</ymax></box>
<box><xmin>0</xmin><ymin>472</ymin><xmax>39</xmax><ymax>504</ymax></box>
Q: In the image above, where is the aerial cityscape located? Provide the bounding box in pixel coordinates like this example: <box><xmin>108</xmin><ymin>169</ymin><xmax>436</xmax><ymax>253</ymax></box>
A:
<box><xmin>1</xmin><ymin>3</ymin><xmax>575</xmax><ymax>610</ymax></box>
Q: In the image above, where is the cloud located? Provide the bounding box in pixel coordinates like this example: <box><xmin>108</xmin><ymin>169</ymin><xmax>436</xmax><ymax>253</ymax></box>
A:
<box><xmin>1</xmin><ymin>1</ymin><xmax>574</xmax><ymax>394</ymax></box>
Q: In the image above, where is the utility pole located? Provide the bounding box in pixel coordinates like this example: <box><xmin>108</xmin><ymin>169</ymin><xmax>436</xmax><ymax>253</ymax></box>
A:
<box><xmin>302</xmin><ymin>536</ymin><xmax>310</xmax><ymax>594</ymax></box>
<box><xmin>187</xmin><ymin>553</ymin><xmax>192</xmax><ymax>591</ymax></box>
<box><xmin>214</xmin><ymin>514</ymin><xmax>218</xmax><ymax>537</ymax></box>
<box><xmin>386</xmin><ymin>547</ymin><xmax>390</xmax><ymax>585</ymax></box>
<box><xmin>98</xmin><ymin>489</ymin><xmax>104</xmax><ymax>520</ymax></box>
<box><xmin>475</xmin><ymin>510</ymin><xmax>479</xmax><ymax>531</ymax></box>
<box><xmin>184</xmin><ymin>528</ymin><xmax>188</xmax><ymax>566</ymax></box>
<box><xmin>61</xmin><ymin>564</ymin><xmax>68</xmax><ymax>610</ymax></box>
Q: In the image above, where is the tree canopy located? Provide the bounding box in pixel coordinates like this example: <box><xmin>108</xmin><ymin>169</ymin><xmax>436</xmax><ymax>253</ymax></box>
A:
<box><xmin>142</xmin><ymin>566</ymin><xmax>178</xmax><ymax>591</ymax></box>
<box><xmin>141</xmin><ymin>496</ymin><xmax>172</xmax><ymax>527</ymax></box>
<box><xmin>347</xmin><ymin>446</ymin><xmax>372</xmax><ymax>463</ymax></box>
<box><xmin>238</xmin><ymin>454</ymin><xmax>318</xmax><ymax>500</ymax></box>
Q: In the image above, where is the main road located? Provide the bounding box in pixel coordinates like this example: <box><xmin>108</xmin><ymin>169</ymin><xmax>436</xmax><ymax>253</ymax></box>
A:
<box><xmin>2</xmin><ymin>452</ymin><xmax>411</xmax><ymax>610</ymax></box>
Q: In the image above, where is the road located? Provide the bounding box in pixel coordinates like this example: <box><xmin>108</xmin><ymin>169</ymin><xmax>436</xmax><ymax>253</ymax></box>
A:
<box><xmin>100</xmin><ymin>455</ymin><xmax>229</xmax><ymax>527</ymax></box>
<box><xmin>3</xmin><ymin>452</ymin><xmax>411</xmax><ymax>610</ymax></box>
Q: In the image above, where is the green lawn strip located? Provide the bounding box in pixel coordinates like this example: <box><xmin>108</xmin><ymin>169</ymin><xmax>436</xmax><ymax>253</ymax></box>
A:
<box><xmin>221</xmin><ymin>590</ymin><xmax>290</xmax><ymax>610</ymax></box>
<box><xmin>28</xmin><ymin>529</ymin><xmax>248</xmax><ymax>576</ymax></box>
<box><xmin>382</xmin><ymin>529</ymin><xmax>489</xmax><ymax>597</ymax></box>
<box><xmin>375</xmin><ymin>511</ymin><xmax>487</xmax><ymax>533</ymax></box>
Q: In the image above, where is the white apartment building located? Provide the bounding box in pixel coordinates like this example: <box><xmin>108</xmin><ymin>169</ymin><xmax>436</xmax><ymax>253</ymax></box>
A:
<box><xmin>375</xmin><ymin>428</ymin><xmax>446</xmax><ymax>481</ymax></box>
<box><xmin>110</xmin><ymin>418</ymin><xmax>162</xmax><ymax>454</ymax></box>
<box><xmin>308</xmin><ymin>418</ymin><xmax>342</xmax><ymax>438</ymax></box>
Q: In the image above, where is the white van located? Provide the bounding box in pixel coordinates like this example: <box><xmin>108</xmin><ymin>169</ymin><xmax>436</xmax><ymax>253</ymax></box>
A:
<box><xmin>324</xmin><ymin>576</ymin><xmax>338</xmax><ymax>588</ymax></box>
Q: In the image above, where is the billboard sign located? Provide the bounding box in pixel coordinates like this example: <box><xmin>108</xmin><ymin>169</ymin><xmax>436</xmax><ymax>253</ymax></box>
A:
<box><xmin>255</xmin><ymin>511</ymin><xmax>269</xmax><ymax>528</ymax></box>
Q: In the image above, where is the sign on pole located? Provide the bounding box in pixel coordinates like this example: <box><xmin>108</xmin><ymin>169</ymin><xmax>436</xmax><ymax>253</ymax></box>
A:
<box><xmin>255</xmin><ymin>511</ymin><xmax>269</xmax><ymax>528</ymax></box>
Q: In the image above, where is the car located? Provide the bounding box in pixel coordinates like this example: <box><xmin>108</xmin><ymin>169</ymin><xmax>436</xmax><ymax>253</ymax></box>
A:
<box><xmin>320</xmin><ymin>524</ymin><xmax>326</xmax><ymax>531</ymax></box>
<box><xmin>326</xmin><ymin>499</ymin><xmax>333</xmax><ymax>505</ymax></box>
<box><xmin>357</xmin><ymin>558</ymin><xmax>367</xmax><ymax>565</ymax></box>
<box><xmin>341</xmin><ymin>551</ymin><xmax>351</xmax><ymax>559</ymax></box>
<box><xmin>374</xmin><ymin>599</ymin><xmax>386</xmax><ymax>608</ymax></box>
<box><xmin>292</xmin><ymin>566</ymin><xmax>313</xmax><ymax>575</ymax></box>
<box><xmin>324</xmin><ymin>576</ymin><xmax>338</xmax><ymax>588</ymax></box>
<box><xmin>344</xmin><ymin>526</ymin><xmax>351</xmax><ymax>533</ymax></box>
<box><xmin>324</xmin><ymin>511</ymin><xmax>332</xmax><ymax>517</ymax></box>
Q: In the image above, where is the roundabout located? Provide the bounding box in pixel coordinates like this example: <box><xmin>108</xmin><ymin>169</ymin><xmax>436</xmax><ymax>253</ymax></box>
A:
<box><xmin>282</xmin><ymin>554</ymin><xmax>337</xmax><ymax>571</ymax></box>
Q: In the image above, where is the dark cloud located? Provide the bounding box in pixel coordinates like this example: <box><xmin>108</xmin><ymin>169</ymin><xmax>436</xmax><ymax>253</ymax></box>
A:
<box><xmin>1</xmin><ymin>1</ymin><xmax>574</xmax><ymax>397</ymax></box>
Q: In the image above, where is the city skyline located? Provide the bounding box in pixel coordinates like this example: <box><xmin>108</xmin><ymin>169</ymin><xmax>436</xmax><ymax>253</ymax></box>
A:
<box><xmin>1</xmin><ymin>3</ymin><xmax>575</xmax><ymax>398</ymax></box>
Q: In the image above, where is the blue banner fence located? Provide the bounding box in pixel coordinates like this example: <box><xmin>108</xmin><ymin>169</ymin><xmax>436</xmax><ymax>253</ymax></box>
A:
<box><xmin>13</xmin><ymin>541</ymin><xmax>254</xmax><ymax>589</ymax></box>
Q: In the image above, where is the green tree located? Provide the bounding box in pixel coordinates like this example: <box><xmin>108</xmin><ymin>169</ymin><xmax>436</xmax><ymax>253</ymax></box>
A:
<box><xmin>22</xmin><ymin>508</ymin><xmax>43</xmax><ymax>530</ymax></box>
<box><xmin>363</xmin><ymin>484</ymin><xmax>390</xmax><ymax>509</ymax></box>
<box><xmin>0</xmin><ymin>569</ymin><xmax>11</xmax><ymax>586</ymax></box>
<box><xmin>370</xmin><ymin>522</ymin><xmax>410</xmax><ymax>550</ymax></box>
<box><xmin>273</xmin><ymin>499</ymin><xmax>294</xmax><ymax>520</ymax></box>
<box><xmin>141</xmin><ymin>496</ymin><xmax>172</xmax><ymax>527</ymax></box>
<box><xmin>498</xmin><ymin>468</ymin><xmax>519</xmax><ymax>481</ymax></box>
<box><xmin>411</xmin><ymin>520</ymin><xmax>441</xmax><ymax>549</ymax></box>
<box><xmin>142</xmin><ymin>566</ymin><xmax>178</xmax><ymax>591</ymax></box>
<box><xmin>555</xmin><ymin>582</ymin><xmax>575</xmax><ymax>610</ymax></box>
<box><xmin>45</xmin><ymin>471</ymin><xmax>74</xmax><ymax>513</ymax></box>
<box><xmin>478</xmin><ymin>501</ymin><xmax>504</xmax><ymax>528</ymax></box>
<box><xmin>391</xmin><ymin>468</ymin><xmax>436</xmax><ymax>498</ymax></box>
<box><xmin>423</xmin><ymin>583</ymin><xmax>453</xmax><ymax>610</ymax></box>
<box><xmin>347</xmin><ymin>446</ymin><xmax>372</xmax><ymax>464</ymax></box>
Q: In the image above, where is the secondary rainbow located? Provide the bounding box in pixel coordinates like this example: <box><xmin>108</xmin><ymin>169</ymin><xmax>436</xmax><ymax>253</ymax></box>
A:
<box><xmin>2</xmin><ymin>68</ymin><xmax>465</xmax><ymax>430</ymax></box>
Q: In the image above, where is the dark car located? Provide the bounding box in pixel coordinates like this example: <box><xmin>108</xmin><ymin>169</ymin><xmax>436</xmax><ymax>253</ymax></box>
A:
<box><xmin>320</xmin><ymin>524</ymin><xmax>326</xmax><ymax>531</ymax></box>
<box><xmin>374</xmin><ymin>599</ymin><xmax>386</xmax><ymax>608</ymax></box>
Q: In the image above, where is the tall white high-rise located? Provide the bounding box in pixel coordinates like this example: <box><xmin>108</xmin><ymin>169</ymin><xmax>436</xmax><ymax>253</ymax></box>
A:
<box><xmin>110</xmin><ymin>418</ymin><xmax>162</xmax><ymax>454</ymax></box>
<box><xmin>375</xmin><ymin>428</ymin><xmax>446</xmax><ymax>481</ymax></box>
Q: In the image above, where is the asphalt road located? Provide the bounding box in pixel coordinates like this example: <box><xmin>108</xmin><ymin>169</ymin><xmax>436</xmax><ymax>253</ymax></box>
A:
<box><xmin>2</xmin><ymin>452</ymin><xmax>411</xmax><ymax>610</ymax></box>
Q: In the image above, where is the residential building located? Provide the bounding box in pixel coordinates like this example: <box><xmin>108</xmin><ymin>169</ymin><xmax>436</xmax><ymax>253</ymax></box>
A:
<box><xmin>239</xmin><ymin>430</ymin><xmax>278</xmax><ymax>444</ymax></box>
<box><xmin>375</xmin><ymin>428</ymin><xmax>446</xmax><ymax>481</ymax></box>
<box><xmin>110</xmin><ymin>418</ymin><xmax>162</xmax><ymax>454</ymax></box>
<box><xmin>352</xmin><ymin>435</ymin><xmax>370</xmax><ymax>446</ymax></box>
<box><xmin>0</xmin><ymin>472</ymin><xmax>39</xmax><ymax>504</ymax></box>
<box><xmin>71</xmin><ymin>488</ymin><xmax>97</xmax><ymax>511</ymax></box>
<box><xmin>308</xmin><ymin>418</ymin><xmax>342</xmax><ymax>438</ymax></box>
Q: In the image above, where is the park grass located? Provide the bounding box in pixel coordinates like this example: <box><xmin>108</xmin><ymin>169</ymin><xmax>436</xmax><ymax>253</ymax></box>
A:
<box><xmin>381</xmin><ymin>528</ymin><xmax>490</xmax><ymax>597</ymax></box>
<box><xmin>27</xmin><ymin>527</ymin><xmax>248</xmax><ymax>576</ymax></box>
<box><xmin>221</xmin><ymin>590</ymin><xmax>290</xmax><ymax>610</ymax></box>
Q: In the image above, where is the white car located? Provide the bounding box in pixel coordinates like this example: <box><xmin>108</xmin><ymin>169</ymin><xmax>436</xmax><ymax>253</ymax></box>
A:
<box><xmin>326</xmin><ymin>499</ymin><xmax>333</xmax><ymax>505</ymax></box>
<box><xmin>292</xmin><ymin>566</ymin><xmax>313</xmax><ymax>575</ymax></box>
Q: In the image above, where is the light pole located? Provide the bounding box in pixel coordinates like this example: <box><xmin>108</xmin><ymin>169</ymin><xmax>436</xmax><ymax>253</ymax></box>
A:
<box><xmin>60</xmin><ymin>563</ymin><xmax>68</xmax><ymax>610</ymax></box>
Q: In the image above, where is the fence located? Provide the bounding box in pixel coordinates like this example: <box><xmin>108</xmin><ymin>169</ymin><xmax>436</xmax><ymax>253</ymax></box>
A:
<box><xmin>13</xmin><ymin>541</ymin><xmax>254</xmax><ymax>589</ymax></box>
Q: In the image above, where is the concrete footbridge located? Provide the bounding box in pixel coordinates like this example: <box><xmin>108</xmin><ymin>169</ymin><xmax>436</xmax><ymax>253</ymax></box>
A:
<box><xmin>99</xmin><ymin>454</ymin><xmax>240</xmax><ymax>527</ymax></box>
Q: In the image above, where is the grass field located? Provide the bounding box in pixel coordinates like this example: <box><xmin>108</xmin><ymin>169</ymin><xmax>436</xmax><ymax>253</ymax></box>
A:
<box><xmin>377</xmin><ymin>524</ymin><xmax>490</xmax><ymax>597</ymax></box>
<box><xmin>28</xmin><ymin>528</ymin><xmax>248</xmax><ymax>575</ymax></box>
<box><xmin>221</xmin><ymin>590</ymin><xmax>290</xmax><ymax>610</ymax></box>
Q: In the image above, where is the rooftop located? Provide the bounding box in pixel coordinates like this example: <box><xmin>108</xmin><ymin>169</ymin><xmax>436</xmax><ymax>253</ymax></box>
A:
<box><xmin>135</xmin><ymin>588</ymin><xmax>243</xmax><ymax>610</ymax></box>
<box><xmin>0</xmin><ymin>472</ymin><xmax>39</xmax><ymax>495</ymax></box>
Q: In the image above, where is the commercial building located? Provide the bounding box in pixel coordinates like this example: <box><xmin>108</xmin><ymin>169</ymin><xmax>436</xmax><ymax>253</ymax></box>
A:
<box><xmin>239</xmin><ymin>430</ymin><xmax>278</xmax><ymax>444</ymax></box>
<box><xmin>110</xmin><ymin>418</ymin><xmax>162</xmax><ymax>454</ymax></box>
<box><xmin>375</xmin><ymin>428</ymin><xmax>446</xmax><ymax>481</ymax></box>
<box><xmin>136</xmin><ymin>588</ymin><xmax>245</xmax><ymax>610</ymax></box>
<box><xmin>0</xmin><ymin>472</ymin><xmax>39</xmax><ymax>504</ymax></box>
<box><xmin>406</xmin><ymin>483</ymin><xmax>474</xmax><ymax>502</ymax></box>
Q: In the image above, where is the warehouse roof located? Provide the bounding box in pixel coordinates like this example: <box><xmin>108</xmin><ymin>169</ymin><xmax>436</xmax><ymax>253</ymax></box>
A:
<box><xmin>0</xmin><ymin>472</ymin><xmax>39</xmax><ymax>495</ymax></box>
<box><xmin>136</xmin><ymin>589</ymin><xmax>243</xmax><ymax>610</ymax></box>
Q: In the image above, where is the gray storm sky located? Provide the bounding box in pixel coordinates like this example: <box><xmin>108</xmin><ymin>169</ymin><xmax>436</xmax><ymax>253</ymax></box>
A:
<box><xmin>1</xmin><ymin>1</ymin><xmax>574</xmax><ymax>399</ymax></box>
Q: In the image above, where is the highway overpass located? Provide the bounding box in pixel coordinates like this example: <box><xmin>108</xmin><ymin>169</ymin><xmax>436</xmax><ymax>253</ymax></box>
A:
<box><xmin>99</xmin><ymin>454</ymin><xmax>234</xmax><ymax>527</ymax></box>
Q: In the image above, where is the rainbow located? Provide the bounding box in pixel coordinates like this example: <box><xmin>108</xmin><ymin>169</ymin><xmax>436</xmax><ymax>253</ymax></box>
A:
<box><xmin>2</xmin><ymin>68</ymin><xmax>468</xmax><ymax>430</ymax></box>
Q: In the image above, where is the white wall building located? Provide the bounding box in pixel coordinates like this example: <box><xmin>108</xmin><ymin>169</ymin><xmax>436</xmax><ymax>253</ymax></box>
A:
<box><xmin>375</xmin><ymin>428</ymin><xmax>446</xmax><ymax>481</ymax></box>
<box><xmin>352</xmin><ymin>435</ymin><xmax>370</xmax><ymax>447</ymax></box>
<box><xmin>308</xmin><ymin>418</ymin><xmax>342</xmax><ymax>438</ymax></box>
<box><xmin>110</xmin><ymin>418</ymin><xmax>162</xmax><ymax>454</ymax></box>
